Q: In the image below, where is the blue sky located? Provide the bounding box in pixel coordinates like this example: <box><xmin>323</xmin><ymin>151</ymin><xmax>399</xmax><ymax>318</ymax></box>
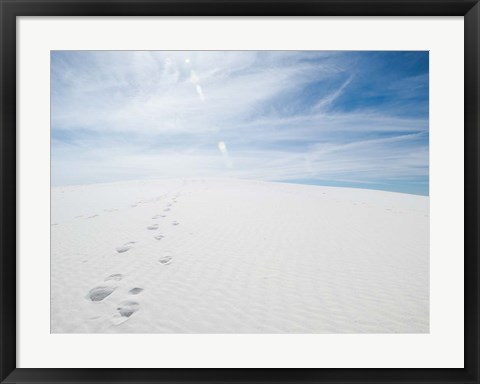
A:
<box><xmin>51</xmin><ymin>51</ymin><xmax>429</xmax><ymax>195</ymax></box>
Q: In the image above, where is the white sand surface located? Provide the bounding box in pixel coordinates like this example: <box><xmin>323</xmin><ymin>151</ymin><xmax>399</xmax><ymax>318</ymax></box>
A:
<box><xmin>51</xmin><ymin>178</ymin><xmax>429</xmax><ymax>333</ymax></box>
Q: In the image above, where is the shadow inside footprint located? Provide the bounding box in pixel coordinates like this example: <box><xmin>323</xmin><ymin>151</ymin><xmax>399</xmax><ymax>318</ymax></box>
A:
<box><xmin>117</xmin><ymin>301</ymin><xmax>140</xmax><ymax>317</ymax></box>
<box><xmin>158</xmin><ymin>255</ymin><xmax>172</xmax><ymax>265</ymax></box>
<box><xmin>105</xmin><ymin>273</ymin><xmax>123</xmax><ymax>282</ymax></box>
<box><xmin>154</xmin><ymin>234</ymin><xmax>165</xmax><ymax>240</ymax></box>
<box><xmin>147</xmin><ymin>224</ymin><xmax>159</xmax><ymax>230</ymax></box>
<box><xmin>129</xmin><ymin>287</ymin><xmax>144</xmax><ymax>295</ymax></box>
<box><xmin>88</xmin><ymin>286</ymin><xmax>116</xmax><ymax>301</ymax></box>
<box><xmin>172</xmin><ymin>221</ymin><xmax>179</xmax><ymax>226</ymax></box>
<box><xmin>116</xmin><ymin>242</ymin><xmax>136</xmax><ymax>253</ymax></box>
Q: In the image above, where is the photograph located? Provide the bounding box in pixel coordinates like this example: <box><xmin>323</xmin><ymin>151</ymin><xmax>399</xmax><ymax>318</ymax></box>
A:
<box><xmin>50</xmin><ymin>50</ymin><xmax>429</xmax><ymax>334</ymax></box>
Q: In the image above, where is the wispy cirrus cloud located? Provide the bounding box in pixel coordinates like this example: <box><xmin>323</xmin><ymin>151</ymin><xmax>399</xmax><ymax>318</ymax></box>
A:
<box><xmin>51</xmin><ymin>51</ymin><xmax>429</xmax><ymax>195</ymax></box>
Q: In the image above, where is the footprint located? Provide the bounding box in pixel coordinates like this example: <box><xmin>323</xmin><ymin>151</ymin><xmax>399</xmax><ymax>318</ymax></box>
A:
<box><xmin>154</xmin><ymin>233</ymin><xmax>165</xmax><ymax>240</ymax></box>
<box><xmin>87</xmin><ymin>286</ymin><xmax>116</xmax><ymax>302</ymax></box>
<box><xmin>160</xmin><ymin>214</ymin><xmax>167</xmax><ymax>218</ymax></box>
<box><xmin>152</xmin><ymin>214</ymin><xmax>161</xmax><ymax>219</ymax></box>
<box><xmin>116</xmin><ymin>242</ymin><xmax>136</xmax><ymax>253</ymax></box>
<box><xmin>147</xmin><ymin>224</ymin><xmax>159</xmax><ymax>230</ymax></box>
<box><xmin>163</xmin><ymin>208</ymin><xmax>171</xmax><ymax>212</ymax></box>
<box><xmin>105</xmin><ymin>273</ymin><xmax>123</xmax><ymax>282</ymax></box>
<box><xmin>158</xmin><ymin>254</ymin><xmax>172</xmax><ymax>265</ymax></box>
<box><xmin>86</xmin><ymin>214</ymin><xmax>99</xmax><ymax>219</ymax></box>
<box><xmin>117</xmin><ymin>300</ymin><xmax>140</xmax><ymax>317</ymax></box>
<box><xmin>129</xmin><ymin>288</ymin><xmax>144</xmax><ymax>295</ymax></box>
<box><xmin>172</xmin><ymin>221</ymin><xmax>179</xmax><ymax>226</ymax></box>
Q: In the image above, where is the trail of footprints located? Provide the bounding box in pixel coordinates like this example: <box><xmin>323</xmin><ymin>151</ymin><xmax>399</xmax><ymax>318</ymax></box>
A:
<box><xmin>86</xmin><ymin>194</ymin><xmax>182</xmax><ymax>325</ymax></box>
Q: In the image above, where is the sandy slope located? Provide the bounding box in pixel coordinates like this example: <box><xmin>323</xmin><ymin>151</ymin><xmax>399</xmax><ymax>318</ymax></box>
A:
<box><xmin>51</xmin><ymin>178</ymin><xmax>429</xmax><ymax>333</ymax></box>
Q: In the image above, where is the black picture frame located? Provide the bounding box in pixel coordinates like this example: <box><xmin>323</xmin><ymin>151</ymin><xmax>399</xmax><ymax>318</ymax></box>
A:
<box><xmin>1</xmin><ymin>1</ymin><xmax>478</xmax><ymax>383</ymax></box>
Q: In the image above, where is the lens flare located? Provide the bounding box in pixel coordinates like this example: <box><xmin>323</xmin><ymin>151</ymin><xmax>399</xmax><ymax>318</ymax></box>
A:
<box><xmin>190</xmin><ymin>70</ymin><xmax>199</xmax><ymax>84</ymax></box>
<box><xmin>218</xmin><ymin>141</ymin><xmax>233</xmax><ymax>168</ymax></box>
<box><xmin>196</xmin><ymin>85</ymin><xmax>205</xmax><ymax>102</ymax></box>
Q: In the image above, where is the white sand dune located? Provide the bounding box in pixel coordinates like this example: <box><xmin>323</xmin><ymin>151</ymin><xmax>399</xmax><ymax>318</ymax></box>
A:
<box><xmin>51</xmin><ymin>178</ymin><xmax>429</xmax><ymax>333</ymax></box>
